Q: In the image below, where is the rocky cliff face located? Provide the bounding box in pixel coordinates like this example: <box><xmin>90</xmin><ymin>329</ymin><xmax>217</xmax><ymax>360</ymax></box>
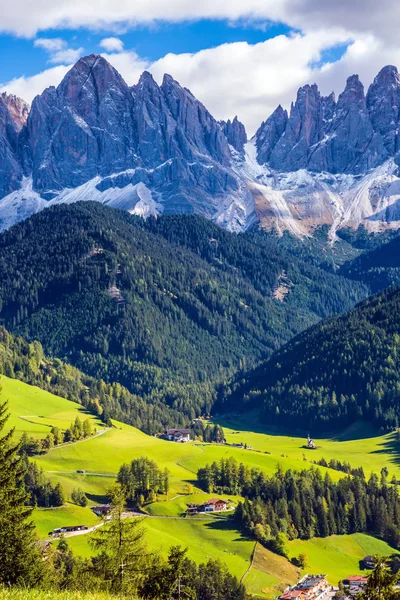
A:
<box><xmin>21</xmin><ymin>55</ymin><xmax>238</xmax><ymax>215</ymax></box>
<box><xmin>0</xmin><ymin>93</ymin><xmax>29</xmax><ymax>198</ymax></box>
<box><xmin>3</xmin><ymin>58</ymin><xmax>400</xmax><ymax>237</ymax></box>
<box><xmin>256</xmin><ymin>66</ymin><xmax>400</xmax><ymax>175</ymax></box>
<box><xmin>220</xmin><ymin>116</ymin><xmax>247</xmax><ymax>152</ymax></box>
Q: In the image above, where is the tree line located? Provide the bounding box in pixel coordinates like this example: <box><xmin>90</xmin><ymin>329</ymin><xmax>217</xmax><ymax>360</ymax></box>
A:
<box><xmin>197</xmin><ymin>458</ymin><xmax>400</xmax><ymax>549</ymax></box>
<box><xmin>0</xmin><ymin>203</ymin><xmax>370</xmax><ymax>433</ymax></box>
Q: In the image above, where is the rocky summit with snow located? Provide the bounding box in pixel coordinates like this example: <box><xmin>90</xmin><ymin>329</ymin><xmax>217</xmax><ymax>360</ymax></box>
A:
<box><xmin>2</xmin><ymin>55</ymin><xmax>400</xmax><ymax>237</ymax></box>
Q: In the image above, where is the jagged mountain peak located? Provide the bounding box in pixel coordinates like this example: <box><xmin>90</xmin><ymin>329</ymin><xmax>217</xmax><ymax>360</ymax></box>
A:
<box><xmin>338</xmin><ymin>74</ymin><xmax>365</xmax><ymax>107</ymax></box>
<box><xmin>374</xmin><ymin>64</ymin><xmax>400</xmax><ymax>85</ymax></box>
<box><xmin>58</xmin><ymin>53</ymin><xmax>129</xmax><ymax>102</ymax></box>
<box><xmin>0</xmin><ymin>92</ymin><xmax>29</xmax><ymax>131</ymax></box>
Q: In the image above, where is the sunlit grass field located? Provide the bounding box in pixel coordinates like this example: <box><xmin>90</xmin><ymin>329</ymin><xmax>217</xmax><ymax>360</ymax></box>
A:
<box><xmin>3</xmin><ymin>374</ymin><xmax>400</xmax><ymax>596</ymax></box>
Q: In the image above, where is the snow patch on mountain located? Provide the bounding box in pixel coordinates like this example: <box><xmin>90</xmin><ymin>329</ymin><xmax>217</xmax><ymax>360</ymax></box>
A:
<box><xmin>232</xmin><ymin>140</ymin><xmax>400</xmax><ymax>239</ymax></box>
<box><xmin>0</xmin><ymin>176</ymin><xmax>162</xmax><ymax>232</ymax></box>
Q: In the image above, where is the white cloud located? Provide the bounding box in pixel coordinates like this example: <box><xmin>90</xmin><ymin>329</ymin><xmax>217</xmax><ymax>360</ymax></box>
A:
<box><xmin>34</xmin><ymin>38</ymin><xmax>66</xmax><ymax>52</ymax></box>
<box><xmin>0</xmin><ymin>0</ymin><xmax>399</xmax><ymax>40</ymax></box>
<box><xmin>48</xmin><ymin>47</ymin><xmax>84</xmax><ymax>64</ymax></box>
<box><xmin>33</xmin><ymin>36</ymin><xmax>84</xmax><ymax>65</ymax></box>
<box><xmin>3</xmin><ymin>28</ymin><xmax>400</xmax><ymax>137</ymax></box>
<box><xmin>149</xmin><ymin>30</ymin><xmax>352</xmax><ymax>134</ymax></box>
<box><xmin>0</xmin><ymin>64</ymin><xmax>71</xmax><ymax>103</ymax></box>
<box><xmin>100</xmin><ymin>37</ymin><xmax>124</xmax><ymax>53</ymax></box>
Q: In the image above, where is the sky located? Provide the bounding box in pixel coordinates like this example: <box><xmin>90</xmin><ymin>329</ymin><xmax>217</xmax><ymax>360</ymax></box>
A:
<box><xmin>1</xmin><ymin>0</ymin><xmax>400</xmax><ymax>135</ymax></box>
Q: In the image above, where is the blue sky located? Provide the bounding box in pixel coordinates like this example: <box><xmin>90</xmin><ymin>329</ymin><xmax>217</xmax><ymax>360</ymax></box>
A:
<box><xmin>0</xmin><ymin>0</ymin><xmax>398</xmax><ymax>134</ymax></box>
<box><xmin>0</xmin><ymin>20</ymin><xmax>294</xmax><ymax>83</ymax></box>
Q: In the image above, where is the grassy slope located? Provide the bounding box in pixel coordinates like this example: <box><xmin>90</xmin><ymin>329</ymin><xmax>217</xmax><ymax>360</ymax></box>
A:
<box><xmin>288</xmin><ymin>534</ymin><xmax>398</xmax><ymax>583</ymax></box>
<box><xmin>220</xmin><ymin>413</ymin><xmax>400</xmax><ymax>482</ymax></box>
<box><xmin>1</xmin><ymin>376</ymin><xmax>102</xmax><ymax>438</ymax></box>
<box><xmin>4</xmin><ymin>375</ymin><xmax>400</xmax><ymax>596</ymax></box>
<box><xmin>244</xmin><ymin>543</ymin><xmax>300</xmax><ymax>598</ymax></box>
<box><xmin>143</xmin><ymin>517</ymin><xmax>255</xmax><ymax>580</ymax></box>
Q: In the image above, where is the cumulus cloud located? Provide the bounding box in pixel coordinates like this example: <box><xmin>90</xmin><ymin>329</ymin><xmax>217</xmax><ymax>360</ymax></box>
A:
<box><xmin>3</xmin><ymin>26</ymin><xmax>400</xmax><ymax>137</ymax></box>
<box><xmin>0</xmin><ymin>64</ymin><xmax>71</xmax><ymax>103</ymax></box>
<box><xmin>34</xmin><ymin>38</ymin><xmax>66</xmax><ymax>52</ymax></box>
<box><xmin>100</xmin><ymin>37</ymin><xmax>124</xmax><ymax>53</ymax></box>
<box><xmin>33</xmin><ymin>36</ymin><xmax>84</xmax><ymax>65</ymax></box>
<box><xmin>149</xmin><ymin>30</ymin><xmax>352</xmax><ymax>134</ymax></box>
<box><xmin>0</xmin><ymin>0</ymin><xmax>399</xmax><ymax>40</ymax></box>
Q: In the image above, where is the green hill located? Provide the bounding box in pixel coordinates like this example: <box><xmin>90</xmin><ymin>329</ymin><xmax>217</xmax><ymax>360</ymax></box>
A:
<box><xmin>0</xmin><ymin>203</ymin><xmax>368</xmax><ymax>424</ymax></box>
<box><xmin>3</xmin><ymin>374</ymin><xmax>400</xmax><ymax>597</ymax></box>
<box><xmin>1</xmin><ymin>375</ymin><xmax>101</xmax><ymax>438</ymax></box>
<box><xmin>220</xmin><ymin>286</ymin><xmax>400</xmax><ymax>430</ymax></box>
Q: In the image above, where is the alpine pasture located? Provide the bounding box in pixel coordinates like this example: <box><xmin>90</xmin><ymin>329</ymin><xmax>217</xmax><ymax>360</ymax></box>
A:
<box><xmin>3</xmin><ymin>374</ymin><xmax>400</xmax><ymax>596</ymax></box>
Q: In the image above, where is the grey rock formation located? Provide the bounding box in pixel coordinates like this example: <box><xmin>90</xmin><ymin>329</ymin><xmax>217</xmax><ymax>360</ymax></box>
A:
<box><xmin>366</xmin><ymin>65</ymin><xmax>400</xmax><ymax>157</ymax></box>
<box><xmin>269</xmin><ymin>84</ymin><xmax>323</xmax><ymax>171</ymax></box>
<box><xmin>255</xmin><ymin>105</ymin><xmax>288</xmax><ymax>165</ymax></box>
<box><xmin>20</xmin><ymin>55</ymin><xmax>237</xmax><ymax>211</ymax></box>
<box><xmin>26</xmin><ymin>55</ymin><xmax>137</xmax><ymax>195</ymax></box>
<box><xmin>257</xmin><ymin>72</ymin><xmax>392</xmax><ymax>174</ymax></box>
<box><xmin>0</xmin><ymin>93</ymin><xmax>28</xmax><ymax>198</ymax></box>
<box><xmin>220</xmin><ymin>116</ymin><xmax>247</xmax><ymax>152</ymax></box>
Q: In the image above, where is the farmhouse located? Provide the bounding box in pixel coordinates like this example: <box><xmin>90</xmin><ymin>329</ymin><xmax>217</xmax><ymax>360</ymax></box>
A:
<box><xmin>363</xmin><ymin>556</ymin><xmax>376</xmax><ymax>569</ymax></box>
<box><xmin>342</xmin><ymin>575</ymin><xmax>368</xmax><ymax>596</ymax></box>
<box><xmin>92</xmin><ymin>504</ymin><xmax>111</xmax><ymax>516</ymax></box>
<box><xmin>166</xmin><ymin>428</ymin><xmax>191</xmax><ymax>442</ymax></box>
<box><xmin>186</xmin><ymin>498</ymin><xmax>229</xmax><ymax>515</ymax></box>
<box><xmin>279</xmin><ymin>575</ymin><xmax>331</xmax><ymax>600</ymax></box>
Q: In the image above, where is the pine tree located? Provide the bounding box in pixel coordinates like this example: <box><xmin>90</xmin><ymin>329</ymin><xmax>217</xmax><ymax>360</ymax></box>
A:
<box><xmin>361</xmin><ymin>556</ymin><xmax>399</xmax><ymax>600</ymax></box>
<box><xmin>0</xmin><ymin>397</ymin><xmax>43</xmax><ymax>586</ymax></box>
<box><xmin>90</xmin><ymin>484</ymin><xmax>149</xmax><ymax>594</ymax></box>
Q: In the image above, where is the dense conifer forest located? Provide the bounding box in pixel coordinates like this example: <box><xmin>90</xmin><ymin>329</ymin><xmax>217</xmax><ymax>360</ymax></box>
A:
<box><xmin>0</xmin><ymin>203</ymin><xmax>372</xmax><ymax>424</ymax></box>
<box><xmin>220</xmin><ymin>286</ymin><xmax>400</xmax><ymax>430</ymax></box>
<box><xmin>198</xmin><ymin>458</ymin><xmax>400</xmax><ymax>550</ymax></box>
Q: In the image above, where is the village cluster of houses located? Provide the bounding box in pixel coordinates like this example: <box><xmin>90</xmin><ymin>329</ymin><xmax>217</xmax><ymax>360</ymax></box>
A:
<box><xmin>279</xmin><ymin>575</ymin><xmax>332</xmax><ymax>600</ymax></box>
<box><xmin>186</xmin><ymin>498</ymin><xmax>229</xmax><ymax>515</ymax></box>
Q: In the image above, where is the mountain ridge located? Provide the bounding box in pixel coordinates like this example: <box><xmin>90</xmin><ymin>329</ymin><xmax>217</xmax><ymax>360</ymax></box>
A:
<box><xmin>3</xmin><ymin>57</ymin><xmax>400</xmax><ymax>236</ymax></box>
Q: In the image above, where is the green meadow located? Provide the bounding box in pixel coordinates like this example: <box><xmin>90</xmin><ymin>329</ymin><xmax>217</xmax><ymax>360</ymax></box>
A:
<box><xmin>2</xmin><ymin>374</ymin><xmax>400</xmax><ymax>596</ymax></box>
<box><xmin>220</xmin><ymin>413</ymin><xmax>400</xmax><ymax>482</ymax></box>
<box><xmin>1</xmin><ymin>376</ymin><xmax>102</xmax><ymax>438</ymax></box>
<box><xmin>288</xmin><ymin>534</ymin><xmax>399</xmax><ymax>583</ymax></box>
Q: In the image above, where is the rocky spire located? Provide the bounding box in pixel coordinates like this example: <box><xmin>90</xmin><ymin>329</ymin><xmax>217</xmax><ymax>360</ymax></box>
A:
<box><xmin>367</xmin><ymin>65</ymin><xmax>400</xmax><ymax>155</ymax></box>
<box><xmin>255</xmin><ymin>105</ymin><xmax>288</xmax><ymax>164</ymax></box>
<box><xmin>220</xmin><ymin>116</ymin><xmax>247</xmax><ymax>153</ymax></box>
<box><xmin>269</xmin><ymin>83</ymin><xmax>324</xmax><ymax>171</ymax></box>
<box><xmin>0</xmin><ymin>93</ymin><xmax>26</xmax><ymax>197</ymax></box>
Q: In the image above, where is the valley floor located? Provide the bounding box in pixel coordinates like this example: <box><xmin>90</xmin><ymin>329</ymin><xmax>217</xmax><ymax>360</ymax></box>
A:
<box><xmin>3</xmin><ymin>375</ymin><xmax>400</xmax><ymax>597</ymax></box>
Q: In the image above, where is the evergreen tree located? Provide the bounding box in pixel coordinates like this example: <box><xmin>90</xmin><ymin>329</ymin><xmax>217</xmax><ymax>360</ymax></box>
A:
<box><xmin>361</xmin><ymin>556</ymin><xmax>399</xmax><ymax>600</ymax></box>
<box><xmin>0</xmin><ymin>397</ymin><xmax>43</xmax><ymax>586</ymax></box>
<box><xmin>90</xmin><ymin>484</ymin><xmax>149</xmax><ymax>594</ymax></box>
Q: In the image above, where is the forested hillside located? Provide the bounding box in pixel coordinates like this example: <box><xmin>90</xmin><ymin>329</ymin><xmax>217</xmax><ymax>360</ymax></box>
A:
<box><xmin>220</xmin><ymin>286</ymin><xmax>400</xmax><ymax>430</ymax></box>
<box><xmin>341</xmin><ymin>233</ymin><xmax>400</xmax><ymax>292</ymax></box>
<box><xmin>0</xmin><ymin>328</ymin><xmax>188</xmax><ymax>433</ymax></box>
<box><xmin>0</xmin><ymin>203</ymin><xmax>367</xmax><ymax>420</ymax></box>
